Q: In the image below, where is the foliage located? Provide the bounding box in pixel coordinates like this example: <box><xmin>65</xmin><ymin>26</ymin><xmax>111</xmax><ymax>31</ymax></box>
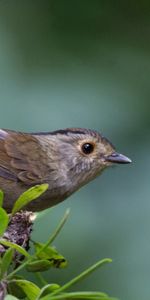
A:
<box><xmin>0</xmin><ymin>185</ymin><xmax>117</xmax><ymax>300</ymax></box>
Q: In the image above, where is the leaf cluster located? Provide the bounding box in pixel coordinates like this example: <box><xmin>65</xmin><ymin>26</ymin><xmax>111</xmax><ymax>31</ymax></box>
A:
<box><xmin>0</xmin><ymin>185</ymin><xmax>117</xmax><ymax>300</ymax></box>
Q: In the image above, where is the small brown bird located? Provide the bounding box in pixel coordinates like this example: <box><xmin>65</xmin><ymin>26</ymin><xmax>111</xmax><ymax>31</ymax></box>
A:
<box><xmin>0</xmin><ymin>128</ymin><xmax>131</xmax><ymax>212</ymax></box>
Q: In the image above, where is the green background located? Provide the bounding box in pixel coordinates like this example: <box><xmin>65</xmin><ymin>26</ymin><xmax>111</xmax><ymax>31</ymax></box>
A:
<box><xmin>0</xmin><ymin>1</ymin><xmax>149</xmax><ymax>299</ymax></box>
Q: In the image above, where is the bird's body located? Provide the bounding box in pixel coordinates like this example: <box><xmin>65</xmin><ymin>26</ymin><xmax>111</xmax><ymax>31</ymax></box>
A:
<box><xmin>0</xmin><ymin>128</ymin><xmax>131</xmax><ymax>212</ymax></box>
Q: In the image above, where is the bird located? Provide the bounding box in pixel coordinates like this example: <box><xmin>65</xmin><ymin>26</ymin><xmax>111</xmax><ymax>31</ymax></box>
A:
<box><xmin>0</xmin><ymin>128</ymin><xmax>131</xmax><ymax>212</ymax></box>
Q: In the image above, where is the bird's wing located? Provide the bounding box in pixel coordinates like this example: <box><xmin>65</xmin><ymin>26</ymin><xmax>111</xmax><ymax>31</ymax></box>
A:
<box><xmin>0</xmin><ymin>130</ymin><xmax>50</xmax><ymax>185</ymax></box>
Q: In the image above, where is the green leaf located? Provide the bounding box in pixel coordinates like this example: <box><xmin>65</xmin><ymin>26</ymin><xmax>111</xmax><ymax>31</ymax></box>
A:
<box><xmin>26</xmin><ymin>259</ymin><xmax>53</xmax><ymax>272</ymax></box>
<box><xmin>0</xmin><ymin>190</ymin><xmax>4</xmax><ymax>207</ymax></box>
<box><xmin>0</xmin><ymin>248</ymin><xmax>14</xmax><ymax>279</ymax></box>
<box><xmin>7</xmin><ymin>275</ymin><xmax>27</xmax><ymax>298</ymax></box>
<box><xmin>0</xmin><ymin>239</ymin><xmax>30</xmax><ymax>258</ymax></box>
<box><xmin>8</xmin><ymin>279</ymin><xmax>27</xmax><ymax>299</ymax></box>
<box><xmin>0</xmin><ymin>207</ymin><xmax>9</xmax><ymax>237</ymax></box>
<box><xmin>12</xmin><ymin>184</ymin><xmax>49</xmax><ymax>214</ymax></box>
<box><xmin>12</xmin><ymin>279</ymin><xmax>40</xmax><ymax>300</ymax></box>
<box><xmin>5</xmin><ymin>295</ymin><xmax>20</xmax><ymax>300</ymax></box>
<box><xmin>34</xmin><ymin>242</ymin><xmax>67</xmax><ymax>268</ymax></box>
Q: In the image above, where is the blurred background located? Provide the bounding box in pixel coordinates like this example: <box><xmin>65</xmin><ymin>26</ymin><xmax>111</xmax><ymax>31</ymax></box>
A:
<box><xmin>0</xmin><ymin>1</ymin><xmax>149</xmax><ymax>299</ymax></box>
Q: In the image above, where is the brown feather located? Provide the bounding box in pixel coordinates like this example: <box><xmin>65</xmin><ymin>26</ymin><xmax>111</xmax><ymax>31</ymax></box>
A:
<box><xmin>0</xmin><ymin>131</ymin><xmax>50</xmax><ymax>185</ymax></box>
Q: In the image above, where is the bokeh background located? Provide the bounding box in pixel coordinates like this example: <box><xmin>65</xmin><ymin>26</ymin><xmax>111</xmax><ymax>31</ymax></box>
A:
<box><xmin>0</xmin><ymin>1</ymin><xmax>150</xmax><ymax>299</ymax></box>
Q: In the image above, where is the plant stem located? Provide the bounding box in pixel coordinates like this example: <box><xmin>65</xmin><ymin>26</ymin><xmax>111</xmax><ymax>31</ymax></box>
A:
<box><xmin>41</xmin><ymin>291</ymin><xmax>116</xmax><ymax>300</ymax></box>
<box><xmin>6</xmin><ymin>258</ymin><xmax>32</xmax><ymax>280</ymax></box>
<box><xmin>35</xmin><ymin>272</ymin><xmax>48</xmax><ymax>286</ymax></box>
<box><xmin>49</xmin><ymin>258</ymin><xmax>112</xmax><ymax>296</ymax></box>
<box><xmin>36</xmin><ymin>208</ymin><xmax>70</xmax><ymax>257</ymax></box>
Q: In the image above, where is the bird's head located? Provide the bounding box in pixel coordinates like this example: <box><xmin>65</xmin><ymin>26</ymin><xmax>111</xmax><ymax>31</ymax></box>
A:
<box><xmin>48</xmin><ymin>128</ymin><xmax>131</xmax><ymax>191</ymax></box>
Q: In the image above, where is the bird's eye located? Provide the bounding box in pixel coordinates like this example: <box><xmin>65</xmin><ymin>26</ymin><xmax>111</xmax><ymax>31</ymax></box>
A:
<box><xmin>81</xmin><ymin>143</ymin><xmax>94</xmax><ymax>155</ymax></box>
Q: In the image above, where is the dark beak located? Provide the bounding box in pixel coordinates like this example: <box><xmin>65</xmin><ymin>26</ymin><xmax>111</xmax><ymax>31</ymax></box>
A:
<box><xmin>105</xmin><ymin>152</ymin><xmax>132</xmax><ymax>164</ymax></box>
